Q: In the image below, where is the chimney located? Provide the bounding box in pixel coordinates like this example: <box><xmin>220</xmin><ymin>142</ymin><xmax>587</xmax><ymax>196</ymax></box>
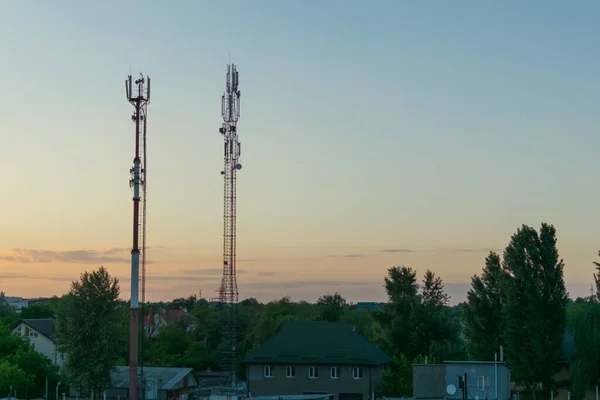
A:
<box><xmin>425</xmin><ymin>356</ymin><xmax>428</xmax><ymax>364</ymax></box>
<box><xmin>500</xmin><ymin>345</ymin><xmax>504</xmax><ymax>362</ymax></box>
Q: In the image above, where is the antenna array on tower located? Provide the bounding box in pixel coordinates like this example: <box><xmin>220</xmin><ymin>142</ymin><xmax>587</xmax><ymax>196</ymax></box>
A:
<box><xmin>125</xmin><ymin>73</ymin><xmax>150</xmax><ymax>400</ymax></box>
<box><xmin>218</xmin><ymin>63</ymin><xmax>242</xmax><ymax>391</ymax></box>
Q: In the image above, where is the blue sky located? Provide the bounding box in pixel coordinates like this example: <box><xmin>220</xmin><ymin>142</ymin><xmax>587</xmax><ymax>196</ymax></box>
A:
<box><xmin>0</xmin><ymin>1</ymin><xmax>599</xmax><ymax>303</ymax></box>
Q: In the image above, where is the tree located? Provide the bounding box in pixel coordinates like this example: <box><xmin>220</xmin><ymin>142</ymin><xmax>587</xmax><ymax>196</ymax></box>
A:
<box><xmin>421</xmin><ymin>270</ymin><xmax>449</xmax><ymax>310</ymax></box>
<box><xmin>376</xmin><ymin>354</ymin><xmax>413</xmax><ymax>397</ymax></box>
<box><xmin>594</xmin><ymin>251</ymin><xmax>600</xmax><ymax>300</ymax></box>
<box><xmin>0</xmin><ymin>292</ymin><xmax>19</xmax><ymax>327</ymax></box>
<box><xmin>55</xmin><ymin>266</ymin><xmax>123</xmax><ymax>396</ymax></box>
<box><xmin>381</xmin><ymin>266</ymin><xmax>420</xmax><ymax>356</ymax></box>
<box><xmin>409</xmin><ymin>270</ymin><xmax>463</xmax><ymax>361</ymax></box>
<box><xmin>0</xmin><ymin>322</ymin><xmax>60</xmax><ymax>398</ymax></box>
<box><xmin>20</xmin><ymin>304</ymin><xmax>55</xmax><ymax>319</ymax></box>
<box><xmin>502</xmin><ymin>223</ymin><xmax>568</xmax><ymax>399</ymax></box>
<box><xmin>463</xmin><ymin>252</ymin><xmax>505</xmax><ymax>360</ymax></box>
<box><xmin>317</xmin><ymin>293</ymin><xmax>347</xmax><ymax>322</ymax></box>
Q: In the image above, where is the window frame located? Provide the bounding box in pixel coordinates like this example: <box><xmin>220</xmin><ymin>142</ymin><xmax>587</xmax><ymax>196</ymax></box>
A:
<box><xmin>330</xmin><ymin>366</ymin><xmax>341</xmax><ymax>379</ymax></box>
<box><xmin>309</xmin><ymin>366</ymin><xmax>319</xmax><ymax>379</ymax></box>
<box><xmin>264</xmin><ymin>365</ymin><xmax>272</xmax><ymax>378</ymax></box>
<box><xmin>477</xmin><ymin>376</ymin><xmax>489</xmax><ymax>391</ymax></box>
<box><xmin>286</xmin><ymin>365</ymin><xmax>296</xmax><ymax>378</ymax></box>
<box><xmin>352</xmin><ymin>367</ymin><xmax>364</xmax><ymax>380</ymax></box>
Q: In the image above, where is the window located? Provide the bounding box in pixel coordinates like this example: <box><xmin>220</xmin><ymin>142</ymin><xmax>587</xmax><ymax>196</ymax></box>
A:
<box><xmin>330</xmin><ymin>367</ymin><xmax>340</xmax><ymax>379</ymax></box>
<box><xmin>352</xmin><ymin>367</ymin><xmax>363</xmax><ymax>379</ymax></box>
<box><xmin>264</xmin><ymin>366</ymin><xmax>272</xmax><ymax>377</ymax></box>
<box><xmin>309</xmin><ymin>366</ymin><xmax>319</xmax><ymax>379</ymax></box>
<box><xmin>286</xmin><ymin>366</ymin><xmax>296</xmax><ymax>378</ymax></box>
<box><xmin>477</xmin><ymin>376</ymin><xmax>489</xmax><ymax>391</ymax></box>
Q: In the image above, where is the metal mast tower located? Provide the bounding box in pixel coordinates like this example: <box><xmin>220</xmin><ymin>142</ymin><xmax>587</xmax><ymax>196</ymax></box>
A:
<box><xmin>218</xmin><ymin>63</ymin><xmax>242</xmax><ymax>390</ymax></box>
<box><xmin>125</xmin><ymin>73</ymin><xmax>150</xmax><ymax>400</ymax></box>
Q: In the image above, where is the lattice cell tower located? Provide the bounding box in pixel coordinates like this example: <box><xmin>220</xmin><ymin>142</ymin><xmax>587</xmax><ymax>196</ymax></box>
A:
<box><xmin>218</xmin><ymin>63</ymin><xmax>242</xmax><ymax>389</ymax></box>
<box><xmin>125</xmin><ymin>73</ymin><xmax>150</xmax><ymax>400</ymax></box>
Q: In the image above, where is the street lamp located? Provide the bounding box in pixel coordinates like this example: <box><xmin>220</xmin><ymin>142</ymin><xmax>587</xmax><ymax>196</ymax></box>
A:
<box><xmin>56</xmin><ymin>382</ymin><xmax>61</xmax><ymax>400</ymax></box>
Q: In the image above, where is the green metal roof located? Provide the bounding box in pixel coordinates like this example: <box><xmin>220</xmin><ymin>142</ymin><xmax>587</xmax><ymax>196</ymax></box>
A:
<box><xmin>241</xmin><ymin>321</ymin><xmax>390</xmax><ymax>366</ymax></box>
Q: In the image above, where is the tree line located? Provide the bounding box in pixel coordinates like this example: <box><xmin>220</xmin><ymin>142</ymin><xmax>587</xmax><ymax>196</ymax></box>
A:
<box><xmin>1</xmin><ymin>222</ymin><xmax>597</xmax><ymax>400</ymax></box>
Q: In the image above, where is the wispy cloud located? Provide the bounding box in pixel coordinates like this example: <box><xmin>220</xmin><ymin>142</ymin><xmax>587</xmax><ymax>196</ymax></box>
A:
<box><xmin>256</xmin><ymin>271</ymin><xmax>279</xmax><ymax>277</ymax></box>
<box><xmin>239</xmin><ymin>259</ymin><xmax>263</xmax><ymax>263</ymax></box>
<box><xmin>379</xmin><ymin>249</ymin><xmax>416</xmax><ymax>253</ymax></box>
<box><xmin>325</xmin><ymin>254</ymin><xmax>365</xmax><ymax>259</ymax></box>
<box><xmin>180</xmin><ymin>268</ymin><xmax>248</xmax><ymax>276</ymax></box>
<box><xmin>441</xmin><ymin>248</ymin><xmax>502</xmax><ymax>253</ymax></box>
<box><xmin>4</xmin><ymin>248</ymin><xmax>137</xmax><ymax>264</ymax></box>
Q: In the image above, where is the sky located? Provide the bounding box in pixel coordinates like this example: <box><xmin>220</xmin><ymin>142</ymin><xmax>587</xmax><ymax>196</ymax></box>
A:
<box><xmin>0</xmin><ymin>1</ymin><xmax>599</xmax><ymax>305</ymax></box>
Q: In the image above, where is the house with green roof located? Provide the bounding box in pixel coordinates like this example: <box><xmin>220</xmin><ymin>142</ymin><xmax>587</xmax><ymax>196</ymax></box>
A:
<box><xmin>241</xmin><ymin>321</ymin><xmax>391</xmax><ymax>400</ymax></box>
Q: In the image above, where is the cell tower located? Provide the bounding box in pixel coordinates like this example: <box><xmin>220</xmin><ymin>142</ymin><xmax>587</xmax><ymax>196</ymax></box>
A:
<box><xmin>218</xmin><ymin>63</ymin><xmax>242</xmax><ymax>390</ymax></box>
<box><xmin>125</xmin><ymin>73</ymin><xmax>150</xmax><ymax>400</ymax></box>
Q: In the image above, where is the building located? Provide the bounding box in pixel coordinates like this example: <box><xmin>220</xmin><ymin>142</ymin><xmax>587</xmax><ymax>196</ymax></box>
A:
<box><xmin>104</xmin><ymin>366</ymin><xmax>198</xmax><ymax>400</ymax></box>
<box><xmin>144</xmin><ymin>308</ymin><xmax>197</xmax><ymax>338</ymax></box>
<box><xmin>6</xmin><ymin>296</ymin><xmax>28</xmax><ymax>312</ymax></box>
<box><xmin>12</xmin><ymin>318</ymin><xmax>65</xmax><ymax>367</ymax></box>
<box><xmin>242</xmin><ymin>321</ymin><xmax>391</xmax><ymax>400</ymax></box>
<box><xmin>412</xmin><ymin>361</ymin><xmax>511</xmax><ymax>400</ymax></box>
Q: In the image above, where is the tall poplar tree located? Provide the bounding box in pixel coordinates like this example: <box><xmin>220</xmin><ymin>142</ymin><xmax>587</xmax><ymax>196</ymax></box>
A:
<box><xmin>502</xmin><ymin>223</ymin><xmax>567</xmax><ymax>399</ymax></box>
<box><xmin>463</xmin><ymin>252</ymin><xmax>505</xmax><ymax>360</ymax></box>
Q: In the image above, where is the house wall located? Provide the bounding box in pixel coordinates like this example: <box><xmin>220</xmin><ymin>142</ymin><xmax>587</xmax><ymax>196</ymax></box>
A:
<box><xmin>246</xmin><ymin>364</ymin><xmax>385</xmax><ymax>400</ymax></box>
<box><xmin>445</xmin><ymin>363</ymin><xmax>510</xmax><ymax>400</ymax></box>
<box><xmin>13</xmin><ymin>323</ymin><xmax>64</xmax><ymax>367</ymax></box>
<box><xmin>413</xmin><ymin>365</ymin><xmax>446</xmax><ymax>399</ymax></box>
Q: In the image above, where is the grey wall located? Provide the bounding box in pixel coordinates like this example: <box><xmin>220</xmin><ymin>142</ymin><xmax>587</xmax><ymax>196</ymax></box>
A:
<box><xmin>413</xmin><ymin>365</ymin><xmax>446</xmax><ymax>399</ymax></box>
<box><xmin>445</xmin><ymin>363</ymin><xmax>511</xmax><ymax>400</ymax></box>
<box><xmin>246</xmin><ymin>364</ymin><xmax>385</xmax><ymax>400</ymax></box>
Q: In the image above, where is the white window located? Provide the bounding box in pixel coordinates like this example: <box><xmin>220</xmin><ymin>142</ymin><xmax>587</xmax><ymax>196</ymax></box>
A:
<box><xmin>309</xmin><ymin>366</ymin><xmax>319</xmax><ymax>378</ymax></box>
<box><xmin>330</xmin><ymin>366</ymin><xmax>340</xmax><ymax>379</ymax></box>
<box><xmin>286</xmin><ymin>366</ymin><xmax>296</xmax><ymax>378</ymax></box>
<box><xmin>264</xmin><ymin>365</ymin><xmax>272</xmax><ymax>377</ymax></box>
<box><xmin>353</xmin><ymin>367</ymin><xmax>363</xmax><ymax>379</ymax></box>
<box><xmin>477</xmin><ymin>376</ymin><xmax>489</xmax><ymax>391</ymax></box>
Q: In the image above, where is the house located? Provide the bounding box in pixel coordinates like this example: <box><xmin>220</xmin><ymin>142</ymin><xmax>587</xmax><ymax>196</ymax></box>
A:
<box><xmin>241</xmin><ymin>321</ymin><xmax>391</xmax><ymax>400</ymax></box>
<box><xmin>412</xmin><ymin>361</ymin><xmax>511</xmax><ymax>400</ymax></box>
<box><xmin>100</xmin><ymin>366</ymin><xmax>198</xmax><ymax>400</ymax></box>
<box><xmin>12</xmin><ymin>318</ymin><xmax>65</xmax><ymax>367</ymax></box>
<box><xmin>144</xmin><ymin>308</ymin><xmax>197</xmax><ymax>338</ymax></box>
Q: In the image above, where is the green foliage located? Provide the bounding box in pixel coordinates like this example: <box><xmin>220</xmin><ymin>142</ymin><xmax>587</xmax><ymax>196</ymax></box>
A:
<box><xmin>0</xmin><ymin>292</ymin><xmax>19</xmax><ymax>327</ymax></box>
<box><xmin>463</xmin><ymin>252</ymin><xmax>505</xmax><ymax>360</ymax></box>
<box><xmin>0</xmin><ymin>322</ymin><xmax>61</xmax><ymax>398</ymax></box>
<box><xmin>502</xmin><ymin>223</ymin><xmax>568</xmax><ymax>392</ymax></box>
<box><xmin>20</xmin><ymin>304</ymin><xmax>55</xmax><ymax>319</ymax></box>
<box><xmin>55</xmin><ymin>266</ymin><xmax>123</xmax><ymax>396</ymax></box>
<box><xmin>376</xmin><ymin>353</ymin><xmax>439</xmax><ymax>398</ymax></box>
<box><xmin>376</xmin><ymin>354</ymin><xmax>413</xmax><ymax>397</ymax></box>
<box><xmin>568</xmin><ymin>298</ymin><xmax>600</xmax><ymax>399</ymax></box>
<box><xmin>316</xmin><ymin>293</ymin><xmax>347</xmax><ymax>322</ymax></box>
<box><xmin>380</xmin><ymin>267</ymin><xmax>465</xmax><ymax>361</ymax></box>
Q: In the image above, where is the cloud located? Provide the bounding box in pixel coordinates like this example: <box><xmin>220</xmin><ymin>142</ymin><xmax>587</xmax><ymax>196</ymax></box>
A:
<box><xmin>379</xmin><ymin>249</ymin><xmax>416</xmax><ymax>253</ymax></box>
<box><xmin>240</xmin><ymin>280</ymin><xmax>378</xmax><ymax>291</ymax></box>
<box><xmin>256</xmin><ymin>271</ymin><xmax>279</xmax><ymax>277</ymax></box>
<box><xmin>324</xmin><ymin>254</ymin><xmax>365</xmax><ymax>259</ymax></box>
<box><xmin>0</xmin><ymin>273</ymin><xmax>30</xmax><ymax>279</ymax></box>
<box><xmin>239</xmin><ymin>259</ymin><xmax>263</xmax><ymax>263</ymax></box>
<box><xmin>180</xmin><ymin>268</ymin><xmax>248</xmax><ymax>276</ymax></box>
<box><xmin>6</xmin><ymin>248</ymin><xmax>136</xmax><ymax>264</ymax></box>
<box><xmin>442</xmin><ymin>248</ymin><xmax>502</xmax><ymax>253</ymax></box>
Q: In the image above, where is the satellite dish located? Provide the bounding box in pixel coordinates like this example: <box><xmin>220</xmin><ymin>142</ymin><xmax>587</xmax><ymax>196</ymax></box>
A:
<box><xmin>235</xmin><ymin>163</ymin><xmax>242</xmax><ymax>170</ymax></box>
<box><xmin>447</xmin><ymin>384</ymin><xmax>457</xmax><ymax>395</ymax></box>
<box><xmin>220</xmin><ymin>171</ymin><xmax>225</xmax><ymax>175</ymax></box>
